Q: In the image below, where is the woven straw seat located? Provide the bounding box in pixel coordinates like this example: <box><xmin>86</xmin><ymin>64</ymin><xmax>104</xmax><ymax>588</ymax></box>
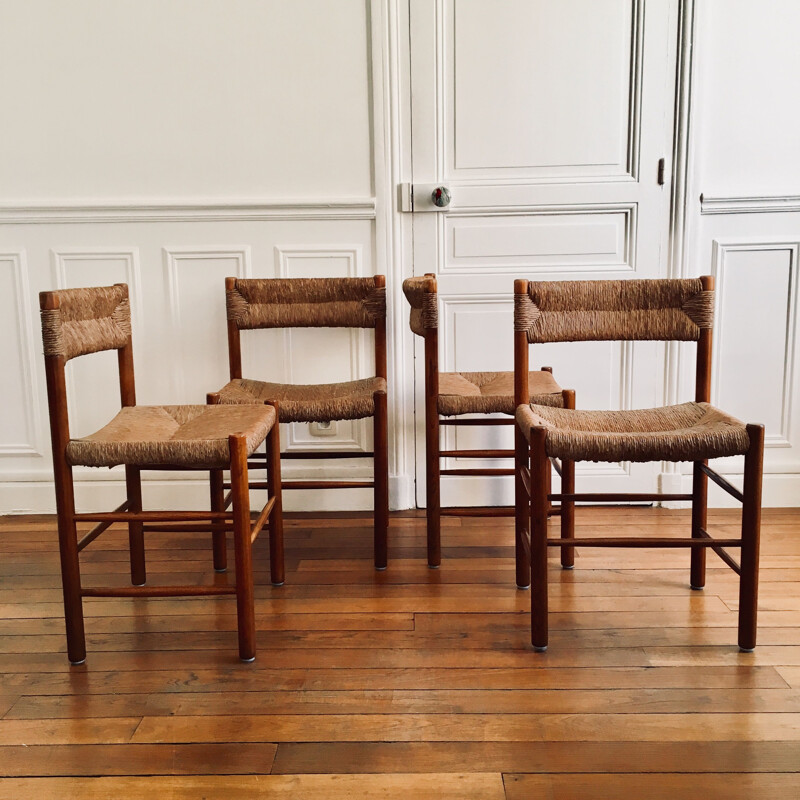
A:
<box><xmin>516</xmin><ymin>401</ymin><xmax>750</xmax><ymax>463</ymax></box>
<box><xmin>438</xmin><ymin>370</ymin><xmax>562</xmax><ymax>416</ymax></box>
<box><xmin>216</xmin><ymin>377</ymin><xmax>387</xmax><ymax>423</ymax></box>
<box><xmin>67</xmin><ymin>404</ymin><xmax>276</xmax><ymax>469</ymax></box>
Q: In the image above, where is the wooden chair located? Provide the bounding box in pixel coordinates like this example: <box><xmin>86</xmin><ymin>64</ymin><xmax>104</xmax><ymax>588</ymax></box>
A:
<box><xmin>40</xmin><ymin>283</ymin><xmax>283</xmax><ymax>664</ymax></box>
<box><xmin>213</xmin><ymin>275</ymin><xmax>389</xmax><ymax>568</ymax></box>
<box><xmin>403</xmin><ymin>274</ymin><xmax>565</xmax><ymax>572</ymax></box>
<box><xmin>514</xmin><ymin>276</ymin><xmax>764</xmax><ymax>651</ymax></box>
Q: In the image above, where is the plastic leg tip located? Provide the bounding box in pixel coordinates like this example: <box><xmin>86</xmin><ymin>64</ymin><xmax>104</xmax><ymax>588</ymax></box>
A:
<box><xmin>739</xmin><ymin>646</ymin><xmax>755</xmax><ymax>653</ymax></box>
<box><xmin>428</xmin><ymin>563</ymin><xmax>440</xmax><ymax>570</ymax></box>
<box><xmin>516</xmin><ymin>583</ymin><xmax>531</xmax><ymax>591</ymax></box>
<box><xmin>271</xmin><ymin>581</ymin><xmax>285</xmax><ymax>587</ymax></box>
<box><xmin>214</xmin><ymin>567</ymin><xmax>228</xmax><ymax>574</ymax></box>
<box><xmin>561</xmin><ymin>564</ymin><xmax>574</xmax><ymax>571</ymax></box>
<box><xmin>690</xmin><ymin>584</ymin><xmax>704</xmax><ymax>591</ymax></box>
<box><xmin>240</xmin><ymin>655</ymin><xmax>256</xmax><ymax>663</ymax></box>
<box><xmin>533</xmin><ymin>645</ymin><xmax>548</xmax><ymax>653</ymax></box>
<box><xmin>69</xmin><ymin>658</ymin><xmax>87</xmax><ymax>666</ymax></box>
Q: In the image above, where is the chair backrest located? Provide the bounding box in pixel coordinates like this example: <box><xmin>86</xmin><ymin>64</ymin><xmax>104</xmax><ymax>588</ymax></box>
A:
<box><xmin>39</xmin><ymin>283</ymin><xmax>136</xmax><ymax>450</ymax></box>
<box><xmin>516</xmin><ymin>278</ymin><xmax>714</xmax><ymax>343</ymax></box>
<box><xmin>513</xmin><ymin>276</ymin><xmax>715</xmax><ymax>405</ymax></box>
<box><xmin>226</xmin><ymin>276</ymin><xmax>386</xmax><ymax>330</ymax></box>
<box><xmin>225</xmin><ymin>275</ymin><xmax>387</xmax><ymax>381</ymax></box>
<box><xmin>40</xmin><ymin>283</ymin><xmax>132</xmax><ymax>361</ymax></box>
<box><xmin>402</xmin><ymin>274</ymin><xmax>438</xmax><ymax>337</ymax></box>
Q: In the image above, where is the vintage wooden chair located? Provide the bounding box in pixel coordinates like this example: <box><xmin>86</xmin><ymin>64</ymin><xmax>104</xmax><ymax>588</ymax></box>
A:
<box><xmin>514</xmin><ymin>276</ymin><xmax>764</xmax><ymax>651</ymax></box>
<box><xmin>403</xmin><ymin>274</ymin><xmax>565</xmax><ymax>573</ymax></box>
<box><xmin>213</xmin><ymin>275</ymin><xmax>389</xmax><ymax>568</ymax></box>
<box><xmin>40</xmin><ymin>283</ymin><xmax>283</xmax><ymax>664</ymax></box>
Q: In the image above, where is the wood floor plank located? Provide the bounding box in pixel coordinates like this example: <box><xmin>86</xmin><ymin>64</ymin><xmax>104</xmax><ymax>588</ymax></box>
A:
<box><xmin>9</xmin><ymin>687</ymin><xmax>800</xmax><ymax>720</ymax></box>
<box><xmin>0</xmin><ymin>612</ymin><xmax>414</xmax><ymax>636</ymax></box>
<box><xmin>0</xmin><ymin>718</ymin><xmax>141</xmax><ymax>745</ymax></box>
<box><xmin>271</xmin><ymin>741</ymin><xmax>800</xmax><ymax>775</ymax></box>
<box><xmin>776</xmin><ymin>667</ymin><xmax>800</xmax><ymax>688</ymax></box>
<box><xmin>131</xmin><ymin>712</ymin><xmax>800</xmax><ymax>744</ymax></box>
<box><xmin>0</xmin><ymin>743</ymin><xmax>277</xmax><ymax>777</ymax></box>
<box><xmin>0</xmin><ymin>665</ymin><xmax>786</xmax><ymax>695</ymax></box>
<box><xmin>0</xmin><ymin>774</ymin><xmax>505</xmax><ymax>800</ymax></box>
<box><xmin>502</xmin><ymin>773</ymin><xmax>800</xmax><ymax>800</ymax></box>
<box><xmin>3</xmin><ymin>625</ymin><xmax>800</xmax><ymax>654</ymax></box>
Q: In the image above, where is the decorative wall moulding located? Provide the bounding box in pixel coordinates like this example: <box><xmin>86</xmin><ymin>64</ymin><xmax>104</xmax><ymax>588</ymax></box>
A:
<box><xmin>700</xmin><ymin>194</ymin><xmax>800</xmax><ymax>215</ymax></box>
<box><xmin>0</xmin><ymin>198</ymin><xmax>377</xmax><ymax>224</ymax></box>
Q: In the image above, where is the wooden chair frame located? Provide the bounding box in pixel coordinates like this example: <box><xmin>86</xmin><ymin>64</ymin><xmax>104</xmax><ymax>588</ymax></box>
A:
<box><xmin>222</xmin><ymin>274</ymin><xmax>389</xmax><ymax>569</ymax></box>
<box><xmin>414</xmin><ymin>274</ymin><xmax>561</xmax><ymax>572</ymax></box>
<box><xmin>514</xmin><ymin>276</ymin><xmax>764</xmax><ymax>652</ymax></box>
<box><xmin>41</xmin><ymin>286</ymin><xmax>283</xmax><ymax>664</ymax></box>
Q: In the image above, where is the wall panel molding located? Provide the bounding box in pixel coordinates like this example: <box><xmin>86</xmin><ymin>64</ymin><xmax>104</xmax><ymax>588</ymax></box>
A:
<box><xmin>700</xmin><ymin>194</ymin><xmax>800</xmax><ymax>216</ymax></box>
<box><xmin>275</xmin><ymin>244</ymin><xmax>369</xmax><ymax>454</ymax></box>
<box><xmin>0</xmin><ymin>250</ymin><xmax>43</xmax><ymax>456</ymax></box>
<box><xmin>710</xmin><ymin>239</ymin><xmax>798</xmax><ymax>449</ymax></box>
<box><xmin>164</xmin><ymin>246</ymin><xmax>251</xmax><ymax>402</ymax></box>
<box><xmin>0</xmin><ymin>198</ymin><xmax>376</xmax><ymax>224</ymax></box>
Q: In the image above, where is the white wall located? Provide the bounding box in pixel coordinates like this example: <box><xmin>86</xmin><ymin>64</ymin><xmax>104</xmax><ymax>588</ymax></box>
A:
<box><xmin>1</xmin><ymin>0</ymin><xmax>799</xmax><ymax>513</ymax></box>
<box><xmin>676</xmin><ymin>0</ymin><xmax>800</xmax><ymax>506</ymax></box>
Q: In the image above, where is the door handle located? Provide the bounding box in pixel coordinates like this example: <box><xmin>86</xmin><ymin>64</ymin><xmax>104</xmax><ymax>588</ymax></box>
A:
<box><xmin>398</xmin><ymin>183</ymin><xmax>453</xmax><ymax>212</ymax></box>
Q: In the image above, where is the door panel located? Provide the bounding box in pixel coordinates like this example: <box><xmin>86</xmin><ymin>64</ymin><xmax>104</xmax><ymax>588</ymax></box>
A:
<box><xmin>410</xmin><ymin>0</ymin><xmax>680</xmax><ymax>506</ymax></box>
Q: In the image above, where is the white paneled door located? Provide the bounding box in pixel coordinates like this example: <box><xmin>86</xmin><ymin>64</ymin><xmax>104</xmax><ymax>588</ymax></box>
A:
<box><xmin>409</xmin><ymin>0</ymin><xmax>680</xmax><ymax>506</ymax></box>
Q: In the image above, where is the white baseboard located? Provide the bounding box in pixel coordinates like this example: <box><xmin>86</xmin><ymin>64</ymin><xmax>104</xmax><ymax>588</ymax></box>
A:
<box><xmin>658</xmin><ymin>471</ymin><xmax>800</xmax><ymax>509</ymax></box>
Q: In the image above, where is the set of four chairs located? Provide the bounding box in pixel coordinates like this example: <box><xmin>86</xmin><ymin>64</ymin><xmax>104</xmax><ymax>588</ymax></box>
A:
<box><xmin>39</xmin><ymin>273</ymin><xmax>763</xmax><ymax>664</ymax></box>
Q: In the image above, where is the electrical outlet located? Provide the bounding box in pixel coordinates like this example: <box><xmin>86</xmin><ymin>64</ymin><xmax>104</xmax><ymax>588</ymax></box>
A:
<box><xmin>309</xmin><ymin>420</ymin><xmax>337</xmax><ymax>437</ymax></box>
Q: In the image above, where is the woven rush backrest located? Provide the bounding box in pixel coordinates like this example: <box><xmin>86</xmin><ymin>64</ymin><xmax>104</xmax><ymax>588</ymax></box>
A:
<box><xmin>41</xmin><ymin>284</ymin><xmax>132</xmax><ymax>361</ymax></box>
<box><xmin>402</xmin><ymin>276</ymin><xmax>438</xmax><ymax>337</ymax></box>
<box><xmin>517</xmin><ymin>278</ymin><xmax>714</xmax><ymax>343</ymax></box>
<box><xmin>227</xmin><ymin>277</ymin><xmax>386</xmax><ymax>330</ymax></box>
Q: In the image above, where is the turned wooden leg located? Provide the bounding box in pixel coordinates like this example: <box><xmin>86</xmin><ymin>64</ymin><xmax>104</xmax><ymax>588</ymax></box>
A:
<box><xmin>690</xmin><ymin>460</ymin><xmax>708</xmax><ymax>589</ymax></box>
<box><xmin>265</xmin><ymin>402</ymin><xmax>285</xmax><ymax>586</ymax></box>
<box><xmin>559</xmin><ymin>390</ymin><xmax>575</xmax><ymax>569</ymax></box>
<box><xmin>55</xmin><ymin>463</ymin><xmax>86</xmax><ymax>665</ymax></box>
<box><xmin>229</xmin><ymin>434</ymin><xmax>256</xmax><ymax>662</ymax></box>
<box><xmin>515</xmin><ymin>423</ymin><xmax>531</xmax><ymax>589</ymax></box>
<box><xmin>426</xmin><ymin>408</ymin><xmax>441</xmax><ymax>569</ymax></box>
<box><xmin>207</xmin><ymin>392</ymin><xmax>228</xmax><ymax>572</ymax></box>
<box><xmin>530</xmin><ymin>425</ymin><xmax>550</xmax><ymax>652</ymax></box>
<box><xmin>738</xmin><ymin>424</ymin><xmax>764</xmax><ymax>652</ymax></box>
<box><xmin>125</xmin><ymin>465</ymin><xmax>146</xmax><ymax>586</ymax></box>
<box><xmin>373</xmin><ymin>390</ymin><xmax>389</xmax><ymax>570</ymax></box>
<box><xmin>209</xmin><ymin>469</ymin><xmax>227</xmax><ymax>572</ymax></box>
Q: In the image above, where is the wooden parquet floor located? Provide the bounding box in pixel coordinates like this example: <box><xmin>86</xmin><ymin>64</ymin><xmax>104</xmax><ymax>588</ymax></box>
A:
<box><xmin>1</xmin><ymin>507</ymin><xmax>799</xmax><ymax>798</ymax></box>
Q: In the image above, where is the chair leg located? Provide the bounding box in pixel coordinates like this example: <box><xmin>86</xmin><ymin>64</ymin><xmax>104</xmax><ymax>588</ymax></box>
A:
<box><xmin>265</xmin><ymin>406</ymin><xmax>285</xmax><ymax>586</ymax></box>
<box><xmin>559</xmin><ymin>458</ymin><xmax>575</xmax><ymax>569</ymax></box>
<box><xmin>55</xmin><ymin>464</ymin><xmax>86</xmax><ymax>665</ymax></box>
<box><xmin>426</xmin><ymin>408</ymin><xmax>441</xmax><ymax>569</ymax></box>
<box><xmin>559</xmin><ymin>389</ymin><xmax>575</xmax><ymax>569</ymax></box>
<box><xmin>738</xmin><ymin>424</ymin><xmax>764</xmax><ymax>652</ymax></box>
<box><xmin>125</xmin><ymin>465</ymin><xmax>146</xmax><ymax>586</ymax></box>
<box><xmin>530</xmin><ymin>426</ymin><xmax>550</xmax><ymax>651</ymax></box>
<box><xmin>690</xmin><ymin>460</ymin><xmax>708</xmax><ymax>589</ymax></box>
<box><xmin>209</xmin><ymin>469</ymin><xmax>227</xmax><ymax>572</ymax></box>
<box><xmin>514</xmin><ymin>424</ymin><xmax>531</xmax><ymax>589</ymax></box>
<box><xmin>229</xmin><ymin>434</ymin><xmax>256</xmax><ymax>662</ymax></box>
<box><xmin>373</xmin><ymin>390</ymin><xmax>389</xmax><ymax>570</ymax></box>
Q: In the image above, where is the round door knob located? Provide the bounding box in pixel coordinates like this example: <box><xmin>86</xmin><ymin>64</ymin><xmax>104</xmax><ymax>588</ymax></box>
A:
<box><xmin>431</xmin><ymin>186</ymin><xmax>451</xmax><ymax>208</ymax></box>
